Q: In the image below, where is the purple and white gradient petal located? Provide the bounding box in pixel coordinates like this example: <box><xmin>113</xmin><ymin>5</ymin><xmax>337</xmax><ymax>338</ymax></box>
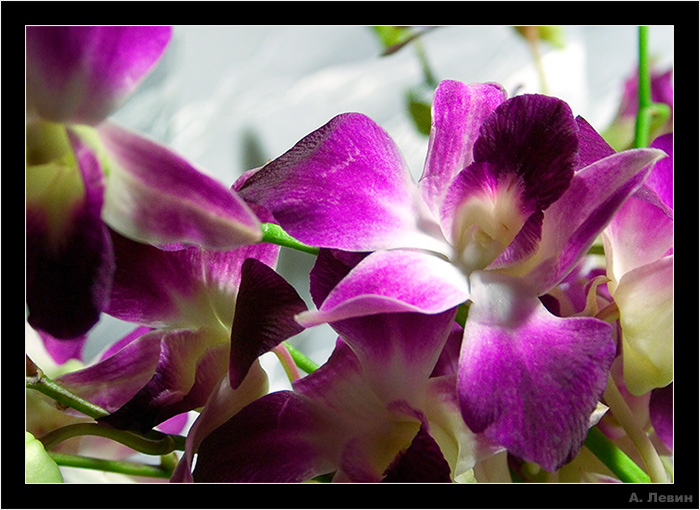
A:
<box><xmin>458</xmin><ymin>271</ymin><xmax>616</xmax><ymax>471</ymax></box>
<box><xmin>26</xmin><ymin>26</ymin><xmax>172</xmax><ymax>126</ymax></box>
<box><xmin>99</xmin><ymin>122</ymin><xmax>262</xmax><ymax>250</ymax></box>
<box><xmin>419</xmin><ymin>80</ymin><xmax>507</xmax><ymax>220</ymax></box>
<box><xmin>297</xmin><ymin>249</ymin><xmax>469</xmax><ymax>327</ymax></box>
<box><xmin>238</xmin><ymin>112</ymin><xmax>449</xmax><ymax>255</ymax></box>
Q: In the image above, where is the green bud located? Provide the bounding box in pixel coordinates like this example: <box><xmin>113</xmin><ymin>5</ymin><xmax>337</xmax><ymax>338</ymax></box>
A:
<box><xmin>25</xmin><ymin>431</ymin><xmax>63</xmax><ymax>483</ymax></box>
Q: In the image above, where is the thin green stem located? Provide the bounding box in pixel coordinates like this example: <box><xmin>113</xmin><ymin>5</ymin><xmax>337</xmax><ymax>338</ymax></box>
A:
<box><xmin>26</xmin><ymin>358</ymin><xmax>109</xmax><ymax>420</ymax></box>
<box><xmin>49</xmin><ymin>452</ymin><xmax>174</xmax><ymax>479</ymax></box>
<box><xmin>260</xmin><ymin>223</ymin><xmax>319</xmax><ymax>255</ymax></box>
<box><xmin>39</xmin><ymin>423</ymin><xmax>183</xmax><ymax>456</ymax></box>
<box><xmin>633</xmin><ymin>26</ymin><xmax>652</xmax><ymax>148</ymax></box>
<box><xmin>584</xmin><ymin>426</ymin><xmax>650</xmax><ymax>483</ymax></box>
<box><xmin>283</xmin><ymin>341</ymin><xmax>320</xmax><ymax>374</ymax></box>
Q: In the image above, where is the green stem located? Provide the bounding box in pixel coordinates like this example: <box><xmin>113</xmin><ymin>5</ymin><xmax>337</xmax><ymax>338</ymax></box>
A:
<box><xmin>584</xmin><ymin>426</ymin><xmax>650</xmax><ymax>483</ymax></box>
<box><xmin>633</xmin><ymin>26</ymin><xmax>652</xmax><ymax>148</ymax></box>
<box><xmin>39</xmin><ymin>423</ymin><xmax>184</xmax><ymax>456</ymax></box>
<box><xmin>283</xmin><ymin>341</ymin><xmax>320</xmax><ymax>374</ymax></box>
<box><xmin>260</xmin><ymin>223</ymin><xmax>319</xmax><ymax>255</ymax></box>
<box><xmin>49</xmin><ymin>452</ymin><xmax>174</xmax><ymax>479</ymax></box>
<box><xmin>26</xmin><ymin>358</ymin><xmax>109</xmax><ymax>420</ymax></box>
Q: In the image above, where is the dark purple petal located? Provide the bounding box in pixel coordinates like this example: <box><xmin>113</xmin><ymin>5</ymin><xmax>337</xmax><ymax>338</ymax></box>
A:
<box><xmin>171</xmin><ymin>362</ymin><xmax>270</xmax><ymax>483</ymax></box>
<box><xmin>228</xmin><ymin>259</ymin><xmax>308</xmax><ymax>389</ymax></box>
<box><xmin>238</xmin><ymin>112</ymin><xmax>448</xmax><ymax>254</ymax></box>
<box><xmin>57</xmin><ymin>330</ymin><xmax>162</xmax><ymax>413</ymax></box>
<box><xmin>419</xmin><ymin>80</ymin><xmax>507</xmax><ymax>217</ymax></box>
<box><xmin>99</xmin><ymin>122</ymin><xmax>262</xmax><ymax>250</ymax></box>
<box><xmin>98</xmin><ymin>327</ymin><xmax>230</xmax><ymax>432</ymax></box>
<box><xmin>458</xmin><ymin>271</ymin><xmax>616</xmax><ymax>472</ymax></box>
<box><xmin>431</xmin><ymin>323</ymin><xmax>464</xmax><ymax>378</ymax></box>
<box><xmin>473</xmin><ymin>93</ymin><xmax>579</xmax><ymax>211</ymax></box>
<box><xmin>297</xmin><ymin>249</ymin><xmax>469</xmax><ymax>327</ymax></box>
<box><xmin>193</xmin><ymin>391</ymin><xmax>335</xmax><ymax>482</ymax></box>
<box><xmin>382</xmin><ymin>422</ymin><xmax>452</xmax><ymax>482</ymax></box>
<box><xmin>26</xmin><ymin>131</ymin><xmax>114</xmax><ymax>339</ymax></box>
<box><xmin>649</xmin><ymin>383</ymin><xmax>672</xmax><ymax>452</ymax></box>
<box><xmin>26</xmin><ymin>26</ymin><xmax>171</xmax><ymax>125</ymax></box>
<box><xmin>575</xmin><ymin>116</ymin><xmax>615</xmax><ymax>169</ymax></box>
<box><xmin>309</xmin><ymin>249</ymin><xmax>369</xmax><ymax>308</ymax></box>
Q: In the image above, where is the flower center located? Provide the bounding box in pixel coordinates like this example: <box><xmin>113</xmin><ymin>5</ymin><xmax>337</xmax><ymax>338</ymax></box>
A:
<box><xmin>451</xmin><ymin>179</ymin><xmax>527</xmax><ymax>275</ymax></box>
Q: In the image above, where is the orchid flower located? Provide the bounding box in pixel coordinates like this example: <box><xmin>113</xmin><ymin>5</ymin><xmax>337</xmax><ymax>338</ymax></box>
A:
<box><xmin>52</xmin><ymin>205</ymin><xmax>307</xmax><ymax>433</ymax></box>
<box><xmin>237</xmin><ymin>79</ymin><xmax>666</xmax><ymax>471</ymax></box>
<box><xmin>26</xmin><ymin>26</ymin><xmax>262</xmax><ymax>340</ymax></box>
<box><xmin>602</xmin><ymin>133</ymin><xmax>673</xmax><ymax>396</ymax></box>
<box><xmin>179</xmin><ymin>249</ymin><xmax>501</xmax><ymax>482</ymax></box>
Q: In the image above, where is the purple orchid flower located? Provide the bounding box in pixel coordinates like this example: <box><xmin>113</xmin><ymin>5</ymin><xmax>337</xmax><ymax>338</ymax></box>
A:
<box><xmin>55</xmin><ymin>221</ymin><xmax>307</xmax><ymax>433</ymax></box>
<box><xmin>26</xmin><ymin>26</ymin><xmax>262</xmax><ymax>341</ymax></box>
<box><xmin>237</xmin><ymin>79</ymin><xmax>666</xmax><ymax>471</ymax></box>
<box><xmin>603</xmin><ymin>133</ymin><xmax>673</xmax><ymax>396</ymax></box>
<box><xmin>177</xmin><ymin>249</ymin><xmax>501</xmax><ymax>482</ymax></box>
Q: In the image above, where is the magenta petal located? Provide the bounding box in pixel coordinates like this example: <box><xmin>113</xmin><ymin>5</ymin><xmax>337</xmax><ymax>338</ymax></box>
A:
<box><xmin>228</xmin><ymin>259</ymin><xmax>307</xmax><ymax>389</ymax></box>
<box><xmin>57</xmin><ymin>331</ymin><xmax>162</xmax><ymax>413</ymax></box>
<box><xmin>297</xmin><ymin>249</ymin><xmax>469</xmax><ymax>327</ymax></box>
<box><xmin>238</xmin><ymin>113</ymin><xmax>448</xmax><ymax>254</ymax></box>
<box><xmin>38</xmin><ymin>331</ymin><xmax>87</xmax><ymax>364</ymax></box>
<box><xmin>26</xmin><ymin>131</ymin><xmax>114</xmax><ymax>339</ymax></box>
<box><xmin>525</xmin><ymin>147</ymin><xmax>667</xmax><ymax>294</ymax></box>
<box><xmin>419</xmin><ymin>80</ymin><xmax>507</xmax><ymax>217</ymax></box>
<box><xmin>99</xmin><ymin>327</ymin><xmax>230</xmax><ymax>432</ymax></box>
<box><xmin>192</xmin><ymin>391</ymin><xmax>334</xmax><ymax>482</ymax></box>
<box><xmin>99</xmin><ymin>122</ymin><xmax>262</xmax><ymax>250</ymax></box>
<box><xmin>26</xmin><ymin>26</ymin><xmax>171</xmax><ymax>125</ymax></box>
<box><xmin>647</xmin><ymin>133</ymin><xmax>673</xmax><ymax>211</ymax></box>
<box><xmin>458</xmin><ymin>272</ymin><xmax>616</xmax><ymax>471</ymax></box>
<box><xmin>575</xmin><ymin>116</ymin><xmax>615</xmax><ymax>169</ymax></box>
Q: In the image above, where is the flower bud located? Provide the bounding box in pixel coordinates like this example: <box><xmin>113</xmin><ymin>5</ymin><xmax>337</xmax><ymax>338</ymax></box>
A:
<box><xmin>25</xmin><ymin>431</ymin><xmax>63</xmax><ymax>483</ymax></box>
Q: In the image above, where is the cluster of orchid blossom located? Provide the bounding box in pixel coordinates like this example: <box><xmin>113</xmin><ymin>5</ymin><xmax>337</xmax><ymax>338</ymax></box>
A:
<box><xmin>26</xmin><ymin>26</ymin><xmax>673</xmax><ymax>484</ymax></box>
